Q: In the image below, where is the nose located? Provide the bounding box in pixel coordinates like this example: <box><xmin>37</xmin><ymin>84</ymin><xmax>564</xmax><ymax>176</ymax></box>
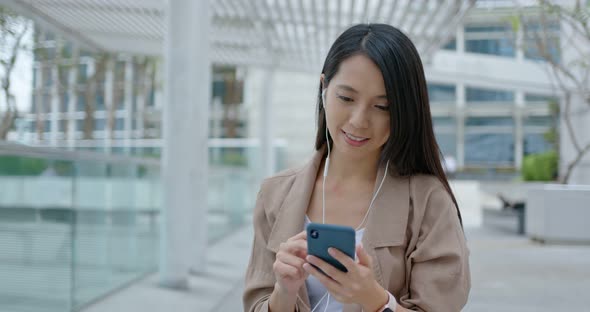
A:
<box><xmin>349</xmin><ymin>106</ymin><xmax>370</xmax><ymax>129</ymax></box>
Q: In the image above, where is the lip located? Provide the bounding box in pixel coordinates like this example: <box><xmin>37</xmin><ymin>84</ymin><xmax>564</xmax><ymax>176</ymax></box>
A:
<box><xmin>341</xmin><ymin>130</ymin><xmax>370</xmax><ymax>147</ymax></box>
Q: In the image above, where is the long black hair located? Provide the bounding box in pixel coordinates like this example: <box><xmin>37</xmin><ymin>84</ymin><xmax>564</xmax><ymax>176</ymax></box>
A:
<box><xmin>315</xmin><ymin>23</ymin><xmax>463</xmax><ymax>226</ymax></box>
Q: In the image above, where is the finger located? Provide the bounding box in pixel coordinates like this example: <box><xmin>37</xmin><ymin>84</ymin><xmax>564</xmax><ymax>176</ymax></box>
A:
<box><xmin>306</xmin><ymin>255</ymin><xmax>346</xmax><ymax>283</ymax></box>
<box><xmin>282</xmin><ymin>240</ymin><xmax>308</xmax><ymax>259</ymax></box>
<box><xmin>276</xmin><ymin>252</ymin><xmax>306</xmax><ymax>272</ymax></box>
<box><xmin>303</xmin><ymin>262</ymin><xmax>344</xmax><ymax>293</ymax></box>
<box><xmin>274</xmin><ymin>261</ymin><xmax>304</xmax><ymax>279</ymax></box>
<box><xmin>287</xmin><ymin>230</ymin><xmax>307</xmax><ymax>242</ymax></box>
<box><xmin>327</xmin><ymin>247</ymin><xmax>357</xmax><ymax>273</ymax></box>
<box><xmin>356</xmin><ymin>244</ymin><xmax>372</xmax><ymax>267</ymax></box>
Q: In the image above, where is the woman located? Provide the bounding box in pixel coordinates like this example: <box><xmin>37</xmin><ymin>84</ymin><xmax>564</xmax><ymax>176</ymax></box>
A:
<box><xmin>243</xmin><ymin>24</ymin><xmax>470</xmax><ymax>312</ymax></box>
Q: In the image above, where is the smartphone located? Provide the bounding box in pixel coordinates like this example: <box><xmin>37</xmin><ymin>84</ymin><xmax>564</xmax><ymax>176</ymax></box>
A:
<box><xmin>306</xmin><ymin>222</ymin><xmax>356</xmax><ymax>273</ymax></box>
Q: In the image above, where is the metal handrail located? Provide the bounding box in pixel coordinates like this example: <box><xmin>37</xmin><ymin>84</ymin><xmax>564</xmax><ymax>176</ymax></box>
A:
<box><xmin>0</xmin><ymin>141</ymin><xmax>160</xmax><ymax>166</ymax></box>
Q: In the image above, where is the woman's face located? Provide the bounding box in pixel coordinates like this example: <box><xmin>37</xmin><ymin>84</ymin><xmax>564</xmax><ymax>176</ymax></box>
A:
<box><xmin>322</xmin><ymin>54</ymin><xmax>391</xmax><ymax>161</ymax></box>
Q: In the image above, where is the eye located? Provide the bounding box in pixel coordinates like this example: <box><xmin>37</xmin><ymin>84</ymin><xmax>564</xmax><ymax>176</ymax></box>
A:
<box><xmin>337</xmin><ymin>95</ymin><xmax>353</xmax><ymax>102</ymax></box>
<box><xmin>375</xmin><ymin>105</ymin><xmax>389</xmax><ymax>111</ymax></box>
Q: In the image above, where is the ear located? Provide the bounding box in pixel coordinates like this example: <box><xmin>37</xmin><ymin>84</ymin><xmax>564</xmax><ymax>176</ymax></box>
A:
<box><xmin>320</xmin><ymin>74</ymin><xmax>326</xmax><ymax>90</ymax></box>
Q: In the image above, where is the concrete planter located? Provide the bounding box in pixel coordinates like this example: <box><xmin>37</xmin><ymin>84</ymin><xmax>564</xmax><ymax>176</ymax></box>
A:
<box><xmin>526</xmin><ymin>184</ymin><xmax>590</xmax><ymax>244</ymax></box>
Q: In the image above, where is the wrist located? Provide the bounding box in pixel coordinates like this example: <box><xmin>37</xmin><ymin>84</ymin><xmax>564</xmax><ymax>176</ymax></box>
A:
<box><xmin>270</xmin><ymin>283</ymin><xmax>298</xmax><ymax>312</ymax></box>
<box><xmin>361</xmin><ymin>282</ymin><xmax>389</xmax><ymax>312</ymax></box>
<box><xmin>274</xmin><ymin>282</ymin><xmax>299</xmax><ymax>298</ymax></box>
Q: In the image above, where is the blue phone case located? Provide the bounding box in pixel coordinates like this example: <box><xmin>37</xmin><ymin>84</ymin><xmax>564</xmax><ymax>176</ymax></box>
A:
<box><xmin>306</xmin><ymin>222</ymin><xmax>355</xmax><ymax>272</ymax></box>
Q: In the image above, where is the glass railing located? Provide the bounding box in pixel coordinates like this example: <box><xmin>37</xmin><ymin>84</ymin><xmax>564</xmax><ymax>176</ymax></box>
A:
<box><xmin>0</xmin><ymin>142</ymin><xmax>160</xmax><ymax>312</ymax></box>
<box><xmin>0</xmin><ymin>140</ymin><xmax>285</xmax><ymax>312</ymax></box>
<box><xmin>207</xmin><ymin>140</ymin><xmax>287</xmax><ymax>242</ymax></box>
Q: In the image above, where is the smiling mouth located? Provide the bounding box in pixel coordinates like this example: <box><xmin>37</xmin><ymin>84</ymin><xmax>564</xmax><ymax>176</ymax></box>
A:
<box><xmin>342</xmin><ymin>130</ymin><xmax>369</xmax><ymax>142</ymax></box>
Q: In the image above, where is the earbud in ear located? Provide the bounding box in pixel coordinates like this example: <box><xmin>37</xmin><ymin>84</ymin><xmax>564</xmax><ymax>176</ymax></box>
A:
<box><xmin>321</xmin><ymin>89</ymin><xmax>327</xmax><ymax>108</ymax></box>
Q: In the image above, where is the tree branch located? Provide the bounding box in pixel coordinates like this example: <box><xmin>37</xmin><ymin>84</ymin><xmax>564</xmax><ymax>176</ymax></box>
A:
<box><xmin>562</xmin><ymin>140</ymin><xmax>590</xmax><ymax>183</ymax></box>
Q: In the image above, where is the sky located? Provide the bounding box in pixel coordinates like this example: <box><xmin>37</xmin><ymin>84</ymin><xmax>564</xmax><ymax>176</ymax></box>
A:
<box><xmin>12</xmin><ymin>25</ymin><xmax>33</xmax><ymax>113</ymax></box>
<box><xmin>0</xmin><ymin>20</ymin><xmax>33</xmax><ymax>115</ymax></box>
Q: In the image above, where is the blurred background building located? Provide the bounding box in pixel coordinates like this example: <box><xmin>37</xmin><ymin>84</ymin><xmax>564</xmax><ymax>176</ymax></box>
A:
<box><xmin>7</xmin><ymin>2</ymin><xmax>569</xmax><ymax>181</ymax></box>
<box><xmin>0</xmin><ymin>0</ymin><xmax>588</xmax><ymax>311</ymax></box>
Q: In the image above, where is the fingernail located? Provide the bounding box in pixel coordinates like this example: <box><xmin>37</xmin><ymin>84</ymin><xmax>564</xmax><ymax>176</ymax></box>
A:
<box><xmin>328</xmin><ymin>247</ymin><xmax>334</xmax><ymax>255</ymax></box>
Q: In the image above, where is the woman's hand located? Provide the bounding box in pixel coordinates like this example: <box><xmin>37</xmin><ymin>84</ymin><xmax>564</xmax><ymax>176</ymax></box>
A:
<box><xmin>303</xmin><ymin>244</ymin><xmax>389</xmax><ymax>312</ymax></box>
<box><xmin>272</xmin><ymin>230</ymin><xmax>309</xmax><ymax>296</ymax></box>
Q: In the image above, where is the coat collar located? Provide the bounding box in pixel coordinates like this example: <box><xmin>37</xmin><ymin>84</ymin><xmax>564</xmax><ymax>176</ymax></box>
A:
<box><xmin>266</xmin><ymin>147</ymin><xmax>409</xmax><ymax>253</ymax></box>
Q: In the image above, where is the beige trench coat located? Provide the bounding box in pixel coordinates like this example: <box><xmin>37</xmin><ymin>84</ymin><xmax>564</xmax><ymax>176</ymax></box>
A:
<box><xmin>243</xmin><ymin>149</ymin><xmax>470</xmax><ymax>312</ymax></box>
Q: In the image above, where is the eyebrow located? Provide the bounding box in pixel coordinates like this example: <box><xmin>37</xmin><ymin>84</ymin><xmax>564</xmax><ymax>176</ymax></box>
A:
<box><xmin>335</xmin><ymin>84</ymin><xmax>388</xmax><ymax>100</ymax></box>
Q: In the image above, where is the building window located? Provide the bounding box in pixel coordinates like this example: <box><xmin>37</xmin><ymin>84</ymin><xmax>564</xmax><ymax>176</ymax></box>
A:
<box><xmin>45</xmin><ymin>47</ymin><xmax>56</xmax><ymax>62</ymax></box>
<box><xmin>524</xmin><ymin>116</ymin><xmax>555</xmax><ymax>155</ymax></box>
<box><xmin>76</xmin><ymin>120</ymin><xmax>85</xmax><ymax>132</ymax></box>
<box><xmin>524</xmin><ymin>116</ymin><xmax>554</xmax><ymax>127</ymax></box>
<box><xmin>78</xmin><ymin>64</ymin><xmax>87</xmax><ymax>83</ymax></box>
<box><xmin>465</xmin><ymin>133</ymin><xmax>514</xmax><ymax>165</ymax></box>
<box><xmin>95</xmin><ymin>85</ymin><xmax>105</xmax><ymax>111</ymax></box>
<box><xmin>433</xmin><ymin>117</ymin><xmax>456</xmax><ymax>158</ymax></box>
<box><xmin>465</xmin><ymin>117</ymin><xmax>515</xmax><ymax>165</ymax></box>
<box><xmin>94</xmin><ymin>118</ymin><xmax>106</xmax><ymax>131</ymax></box>
<box><xmin>77</xmin><ymin>91</ymin><xmax>86</xmax><ymax>111</ymax></box>
<box><xmin>43</xmin><ymin>68</ymin><xmax>52</xmax><ymax>87</ymax></box>
<box><xmin>58</xmin><ymin>120</ymin><xmax>67</xmax><ymax>132</ymax></box>
<box><xmin>524</xmin><ymin>133</ymin><xmax>553</xmax><ymax>155</ymax></box>
<box><xmin>525</xmin><ymin>93</ymin><xmax>558</xmax><ymax>106</ymax></box>
<box><xmin>433</xmin><ymin>117</ymin><xmax>456</xmax><ymax>128</ymax></box>
<box><xmin>466</xmin><ymin>117</ymin><xmax>514</xmax><ymax>127</ymax></box>
<box><xmin>442</xmin><ymin>38</ymin><xmax>456</xmax><ymax>51</ymax></box>
<box><xmin>115</xmin><ymin>118</ymin><xmax>124</xmax><ymax>131</ymax></box>
<box><xmin>428</xmin><ymin>83</ymin><xmax>456</xmax><ymax>103</ymax></box>
<box><xmin>465</xmin><ymin>24</ymin><xmax>515</xmax><ymax>57</ymax></box>
<box><xmin>42</xmin><ymin>93</ymin><xmax>51</xmax><ymax>113</ymax></box>
<box><xmin>436</xmin><ymin>133</ymin><xmax>457</xmax><ymax>158</ymax></box>
<box><xmin>523</xmin><ymin>22</ymin><xmax>560</xmax><ymax>62</ymax></box>
<box><xmin>60</xmin><ymin>92</ymin><xmax>69</xmax><ymax>113</ymax></box>
<box><xmin>466</xmin><ymin>87</ymin><xmax>514</xmax><ymax>105</ymax></box>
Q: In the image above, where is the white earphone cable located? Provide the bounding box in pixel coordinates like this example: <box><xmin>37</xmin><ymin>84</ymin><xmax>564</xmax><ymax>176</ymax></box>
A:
<box><xmin>311</xmin><ymin>89</ymin><xmax>388</xmax><ymax>312</ymax></box>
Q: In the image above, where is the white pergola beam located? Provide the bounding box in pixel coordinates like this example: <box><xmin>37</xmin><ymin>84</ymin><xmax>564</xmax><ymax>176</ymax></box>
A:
<box><xmin>0</xmin><ymin>0</ymin><xmax>474</xmax><ymax>71</ymax></box>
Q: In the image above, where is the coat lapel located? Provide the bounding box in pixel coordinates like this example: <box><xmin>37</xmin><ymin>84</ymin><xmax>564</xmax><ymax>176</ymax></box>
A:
<box><xmin>265</xmin><ymin>149</ymin><xmax>325</xmax><ymax>312</ymax></box>
<box><xmin>265</xmin><ymin>148</ymin><xmax>410</xmax><ymax>312</ymax></box>
<box><xmin>343</xmin><ymin>167</ymin><xmax>411</xmax><ymax>312</ymax></box>
<box><xmin>265</xmin><ymin>149</ymin><xmax>324</xmax><ymax>254</ymax></box>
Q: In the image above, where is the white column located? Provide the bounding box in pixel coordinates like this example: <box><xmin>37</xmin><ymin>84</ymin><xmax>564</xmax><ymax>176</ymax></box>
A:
<box><xmin>516</xmin><ymin>22</ymin><xmax>524</xmax><ymax>61</ymax></box>
<box><xmin>50</xmin><ymin>64</ymin><xmax>59</xmax><ymax>146</ymax></box>
<box><xmin>86</xmin><ymin>58</ymin><xmax>95</xmax><ymax>143</ymax></box>
<box><xmin>456</xmin><ymin>23</ymin><xmax>465</xmax><ymax>54</ymax></box>
<box><xmin>515</xmin><ymin>91</ymin><xmax>525</xmax><ymax>169</ymax></box>
<box><xmin>261</xmin><ymin>67</ymin><xmax>276</xmax><ymax>177</ymax></box>
<box><xmin>136</xmin><ymin>60</ymin><xmax>151</xmax><ymax>139</ymax></box>
<box><xmin>456</xmin><ymin>83</ymin><xmax>466</xmax><ymax>169</ymax></box>
<box><xmin>124</xmin><ymin>58</ymin><xmax>134</xmax><ymax>154</ymax></box>
<box><xmin>67</xmin><ymin>49</ymin><xmax>79</xmax><ymax>150</ymax></box>
<box><xmin>104</xmin><ymin>58</ymin><xmax>115</xmax><ymax>153</ymax></box>
<box><xmin>160</xmin><ymin>0</ymin><xmax>210</xmax><ymax>288</ymax></box>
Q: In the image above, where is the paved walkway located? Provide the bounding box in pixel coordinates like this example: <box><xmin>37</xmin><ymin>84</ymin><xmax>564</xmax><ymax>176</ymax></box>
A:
<box><xmin>464</xmin><ymin>226</ymin><xmax>590</xmax><ymax>311</ymax></box>
<box><xmin>82</xmin><ymin>224</ymin><xmax>590</xmax><ymax>312</ymax></box>
<box><xmin>82</xmin><ymin>225</ymin><xmax>253</xmax><ymax>312</ymax></box>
